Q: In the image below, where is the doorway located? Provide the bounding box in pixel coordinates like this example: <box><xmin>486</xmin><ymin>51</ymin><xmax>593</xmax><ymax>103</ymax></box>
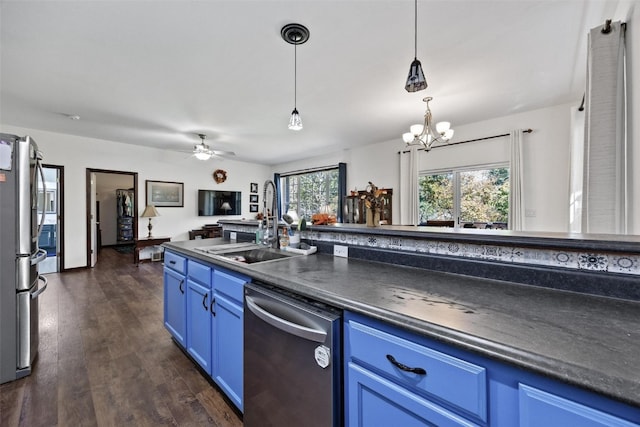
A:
<box><xmin>86</xmin><ymin>169</ymin><xmax>138</xmax><ymax>268</ymax></box>
<box><xmin>38</xmin><ymin>164</ymin><xmax>64</xmax><ymax>273</ymax></box>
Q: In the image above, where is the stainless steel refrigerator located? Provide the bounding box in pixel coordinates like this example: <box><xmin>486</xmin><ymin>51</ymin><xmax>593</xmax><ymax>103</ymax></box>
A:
<box><xmin>0</xmin><ymin>133</ymin><xmax>48</xmax><ymax>384</ymax></box>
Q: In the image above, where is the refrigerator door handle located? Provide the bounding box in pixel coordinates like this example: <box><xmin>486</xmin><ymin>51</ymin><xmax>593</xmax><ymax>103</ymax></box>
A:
<box><xmin>245</xmin><ymin>295</ymin><xmax>327</xmax><ymax>343</ymax></box>
<box><xmin>35</xmin><ymin>157</ymin><xmax>46</xmax><ymax>240</ymax></box>
<box><xmin>31</xmin><ymin>248</ymin><xmax>47</xmax><ymax>266</ymax></box>
<box><xmin>31</xmin><ymin>275</ymin><xmax>48</xmax><ymax>300</ymax></box>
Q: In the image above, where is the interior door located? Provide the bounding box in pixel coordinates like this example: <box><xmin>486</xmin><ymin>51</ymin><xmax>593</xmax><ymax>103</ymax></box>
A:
<box><xmin>90</xmin><ymin>172</ymin><xmax>97</xmax><ymax>267</ymax></box>
<box><xmin>38</xmin><ymin>166</ymin><xmax>60</xmax><ymax>274</ymax></box>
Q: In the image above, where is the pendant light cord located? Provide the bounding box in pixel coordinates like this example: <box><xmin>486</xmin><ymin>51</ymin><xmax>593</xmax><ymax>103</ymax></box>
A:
<box><xmin>294</xmin><ymin>42</ymin><xmax>297</xmax><ymax>109</ymax></box>
<box><xmin>414</xmin><ymin>0</ymin><xmax>418</xmax><ymax>59</ymax></box>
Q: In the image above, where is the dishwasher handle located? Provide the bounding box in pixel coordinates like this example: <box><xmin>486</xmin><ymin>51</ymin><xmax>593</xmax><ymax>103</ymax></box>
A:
<box><xmin>245</xmin><ymin>295</ymin><xmax>327</xmax><ymax>343</ymax></box>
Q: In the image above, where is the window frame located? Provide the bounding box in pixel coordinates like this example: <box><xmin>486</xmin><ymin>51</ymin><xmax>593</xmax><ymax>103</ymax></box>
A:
<box><xmin>280</xmin><ymin>165</ymin><xmax>341</xmax><ymax>221</ymax></box>
<box><xmin>419</xmin><ymin>162</ymin><xmax>510</xmax><ymax>229</ymax></box>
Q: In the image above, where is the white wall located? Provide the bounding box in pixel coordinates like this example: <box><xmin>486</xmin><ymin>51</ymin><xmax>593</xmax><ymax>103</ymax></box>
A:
<box><xmin>1</xmin><ymin>125</ymin><xmax>272</xmax><ymax>269</ymax></box>
<box><xmin>273</xmin><ymin>103</ymin><xmax>574</xmax><ymax>232</ymax></box>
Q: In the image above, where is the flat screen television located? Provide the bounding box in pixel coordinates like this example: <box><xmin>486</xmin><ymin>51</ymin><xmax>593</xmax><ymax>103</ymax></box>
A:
<box><xmin>198</xmin><ymin>190</ymin><xmax>242</xmax><ymax>216</ymax></box>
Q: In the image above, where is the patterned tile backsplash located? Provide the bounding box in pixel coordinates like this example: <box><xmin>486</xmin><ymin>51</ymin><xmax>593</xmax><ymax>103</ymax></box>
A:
<box><xmin>221</xmin><ymin>224</ymin><xmax>640</xmax><ymax>276</ymax></box>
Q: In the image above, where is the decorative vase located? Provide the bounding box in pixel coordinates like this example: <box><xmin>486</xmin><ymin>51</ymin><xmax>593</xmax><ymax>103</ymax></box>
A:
<box><xmin>366</xmin><ymin>209</ymin><xmax>380</xmax><ymax>227</ymax></box>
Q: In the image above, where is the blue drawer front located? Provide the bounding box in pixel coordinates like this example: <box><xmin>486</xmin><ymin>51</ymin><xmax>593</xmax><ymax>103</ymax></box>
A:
<box><xmin>188</xmin><ymin>260</ymin><xmax>212</xmax><ymax>287</ymax></box>
<box><xmin>347</xmin><ymin>318</ymin><xmax>487</xmax><ymax>421</ymax></box>
<box><xmin>213</xmin><ymin>270</ymin><xmax>247</xmax><ymax>302</ymax></box>
<box><xmin>164</xmin><ymin>251</ymin><xmax>186</xmax><ymax>274</ymax></box>
<box><xmin>348</xmin><ymin>362</ymin><xmax>479</xmax><ymax>427</ymax></box>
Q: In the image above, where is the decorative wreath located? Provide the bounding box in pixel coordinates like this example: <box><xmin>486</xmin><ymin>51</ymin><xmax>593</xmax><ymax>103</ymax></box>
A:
<box><xmin>213</xmin><ymin>169</ymin><xmax>227</xmax><ymax>184</ymax></box>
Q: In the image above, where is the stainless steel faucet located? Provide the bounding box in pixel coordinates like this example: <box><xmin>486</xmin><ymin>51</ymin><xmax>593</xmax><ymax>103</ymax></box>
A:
<box><xmin>262</xmin><ymin>180</ymin><xmax>278</xmax><ymax>248</ymax></box>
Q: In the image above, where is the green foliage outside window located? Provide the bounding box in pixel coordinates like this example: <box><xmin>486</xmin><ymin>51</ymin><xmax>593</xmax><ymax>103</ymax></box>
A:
<box><xmin>282</xmin><ymin>169</ymin><xmax>339</xmax><ymax>221</ymax></box>
<box><xmin>419</xmin><ymin>167</ymin><xmax>509</xmax><ymax>226</ymax></box>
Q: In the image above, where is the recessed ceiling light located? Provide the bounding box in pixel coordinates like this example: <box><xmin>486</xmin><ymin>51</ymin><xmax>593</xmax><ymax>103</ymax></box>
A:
<box><xmin>67</xmin><ymin>114</ymin><xmax>80</xmax><ymax>120</ymax></box>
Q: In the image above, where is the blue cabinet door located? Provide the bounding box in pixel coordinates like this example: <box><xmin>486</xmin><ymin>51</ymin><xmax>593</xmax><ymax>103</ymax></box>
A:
<box><xmin>211</xmin><ymin>269</ymin><xmax>247</xmax><ymax>412</ymax></box>
<box><xmin>163</xmin><ymin>267</ymin><xmax>186</xmax><ymax>347</ymax></box>
<box><xmin>212</xmin><ymin>292</ymin><xmax>244</xmax><ymax>411</ymax></box>
<box><xmin>186</xmin><ymin>280</ymin><xmax>212</xmax><ymax>375</ymax></box>
<box><xmin>347</xmin><ymin>362</ymin><xmax>479</xmax><ymax>427</ymax></box>
<box><xmin>519</xmin><ymin>384</ymin><xmax>640</xmax><ymax>427</ymax></box>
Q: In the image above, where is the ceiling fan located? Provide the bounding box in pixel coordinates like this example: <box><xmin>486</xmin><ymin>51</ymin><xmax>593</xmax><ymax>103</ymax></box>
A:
<box><xmin>192</xmin><ymin>134</ymin><xmax>235</xmax><ymax>160</ymax></box>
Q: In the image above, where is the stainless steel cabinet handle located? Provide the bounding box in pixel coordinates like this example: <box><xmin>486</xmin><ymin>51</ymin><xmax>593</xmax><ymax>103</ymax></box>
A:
<box><xmin>245</xmin><ymin>295</ymin><xmax>327</xmax><ymax>343</ymax></box>
<box><xmin>31</xmin><ymin>275</ymin><xmax>48</xmax><ymax>299</ymax></box>
<box><xmin>386</xmin><ymin>354</ymin><xmax>427</xmax><ymax>375</ymax></box>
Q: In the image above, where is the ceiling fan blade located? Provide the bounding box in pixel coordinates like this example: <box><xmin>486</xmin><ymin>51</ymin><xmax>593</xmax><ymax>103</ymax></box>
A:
<box><xmin>211</xmin><ymin>150</ymin><xmax>235</xmax><ymax>156</ymax></box>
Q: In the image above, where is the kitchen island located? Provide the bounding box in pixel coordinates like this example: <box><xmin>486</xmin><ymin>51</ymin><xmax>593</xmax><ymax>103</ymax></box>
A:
<box><xmin>163</xmin><ymin>237</ymin><xmax>640</xmax><ymax>424</ymax></box>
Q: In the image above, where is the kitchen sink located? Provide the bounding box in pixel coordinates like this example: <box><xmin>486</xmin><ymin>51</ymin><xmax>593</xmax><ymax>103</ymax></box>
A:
<box><xmin>217</xmin><ymin>247</ymin><xmax>301</xmax><ymax>264</ymax></box>
<box><xmin>194</xmin><ymin>242</ymin><xmax>257</xmax><ymax>254</ymax></box>
<box><xmin>195</xmin><ymin>243</ymin><xmax>303</xmax><ymax>264</ymax></box>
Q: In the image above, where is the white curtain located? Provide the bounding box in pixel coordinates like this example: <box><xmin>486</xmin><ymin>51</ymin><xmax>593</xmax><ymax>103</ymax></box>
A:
<box><xmin>568</xmin><ymin>107</ymin><xmax>585</xmax><ymax>233</ymax></box>
<box><xmin>509</xmin><ymin>130</ymin><xmax>524</xmax><ymax>231</ymax></box>
<box><xmin>582</xmin><ymin>21</ymin><xmax>627</xmax><ymax>234</ymax></box>
<box><xmin>399</xmin><ymin>146</ymin><xmax>419</xmax><ymax>225</ymax></box>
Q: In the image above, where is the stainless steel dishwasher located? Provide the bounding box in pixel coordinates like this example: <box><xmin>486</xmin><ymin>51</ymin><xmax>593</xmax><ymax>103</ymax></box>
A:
<box><xmin>244</xmin><ymin>282</ymin><xmax>342</xmax><ymax>427</ymax></box>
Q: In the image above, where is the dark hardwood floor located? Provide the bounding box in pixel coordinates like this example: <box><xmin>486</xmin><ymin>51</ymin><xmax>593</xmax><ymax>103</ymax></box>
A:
<box><xmin>0</xmin><ymin>248</ymin><xmax>243</xmax><ymax>427</ymax></box>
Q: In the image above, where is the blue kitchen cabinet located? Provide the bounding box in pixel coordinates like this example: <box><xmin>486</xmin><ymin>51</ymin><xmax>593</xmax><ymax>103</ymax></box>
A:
<box><xmin>518</xmin><ymin>384</ymin><xmax>639</xmax><ymax>427</ymax></box>
<box><xmin>163</xmin><ymin>251</ymin><xmax>187</xmax><ymax>347</ymax></box>
<box><xmin>212</xmin><ymin>269</ymin><xmax>248</xmax><ymax>412</ymax></box>
<box><xmin>344</xmin><ymin>311</ymin><xmax>640</xmax><ymax>427</ymax></box>
<box><xmin>186</xmin><ymin>260</ymin><xmax>213</xmax><ymax>375</ymax></box>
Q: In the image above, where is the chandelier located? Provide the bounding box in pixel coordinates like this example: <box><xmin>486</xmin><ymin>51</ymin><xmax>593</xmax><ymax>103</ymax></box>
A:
<box><xmin>402</xmin><ymin>97</ymin><xmax>454</xmax><ymax>150</ymax></box>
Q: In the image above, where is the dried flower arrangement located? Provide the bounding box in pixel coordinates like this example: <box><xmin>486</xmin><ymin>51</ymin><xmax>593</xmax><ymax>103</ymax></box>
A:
<box><xmin>360</xmin><ymin>181</ymin><xmax>387</xmax><ymax>212</ymax></box>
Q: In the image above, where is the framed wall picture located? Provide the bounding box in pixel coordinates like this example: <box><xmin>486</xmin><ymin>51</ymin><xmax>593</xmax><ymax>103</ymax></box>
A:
<box><xmin>146</xmin><ymin>180</ymin><xmax>184</xmax><ymax>207</ymax></box>
<box><xmin>250</xmin><ymin>182</ymin><xmax>258</xmax><ymax>193</ymax></box>
<box><xmin>250</xmin><ymin>204</ymin><xmax>259</xmax><ymax>213</ymax></box>
<box><xmin>250</xmin><ymin>194</ymin><xmax>259</xmax><ymax>204</ymax></box>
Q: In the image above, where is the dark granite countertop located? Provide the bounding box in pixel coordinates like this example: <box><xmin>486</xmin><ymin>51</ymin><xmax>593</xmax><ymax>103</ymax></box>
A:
<box><xmin>163</xmin><ymin>238</ymin><xmax>640</xmax><ymax>408</ymax></box>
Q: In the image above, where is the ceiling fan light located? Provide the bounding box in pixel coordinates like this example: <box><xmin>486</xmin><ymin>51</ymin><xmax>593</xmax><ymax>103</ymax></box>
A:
<box><xmin>194</xmin><ymin>151</ymin><xmax>212</xmax><ymax>161</ymax></box>
<box><xmin>405</xmin><ymin>58</ymin><xmax>427</xmax><ymax>93</ymax></box>
<box><xmin>288</xmin><ymin>108</ymin><xmax>303</xmax><ymax>131</ymax></box>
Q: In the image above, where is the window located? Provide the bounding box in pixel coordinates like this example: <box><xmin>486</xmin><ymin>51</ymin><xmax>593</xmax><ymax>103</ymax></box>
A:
<box><xmin>281</xmin><ymin>168</ymin><xmax>340</xmax><ymax>221</ymax></box>
<box><xmin>419</xmin><ymin>165</ymin><xmax>509</xmax><ymax>229</ymax></box>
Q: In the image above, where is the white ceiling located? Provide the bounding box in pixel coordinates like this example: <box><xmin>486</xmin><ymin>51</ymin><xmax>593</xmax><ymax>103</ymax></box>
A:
<box><xmin>0</xmin><ymin>0</ymin><xmax>617</xmax><ymax>165</ymax></box>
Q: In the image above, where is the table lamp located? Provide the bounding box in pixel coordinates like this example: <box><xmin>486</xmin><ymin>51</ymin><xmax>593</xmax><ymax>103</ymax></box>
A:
<box><xmin>220</xmin><ymin>201</ymin><xmax>232</xmax><ymax>215</ymax></box>
<box><xmin>141</xmin><ymin>205</ymin><xmax>160</xmax><ymax>238</ymax></box>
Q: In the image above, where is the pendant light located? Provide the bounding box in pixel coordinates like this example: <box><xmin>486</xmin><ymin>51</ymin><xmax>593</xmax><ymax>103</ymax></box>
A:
<box><xmin>405</xmin><ymin>0</ymin><xmax>427</xmax><ymax>92</ymax></box>
<box><xmin>281</xmin><ymin>23</ymin><xmax>309</xmax><ymax>131</ymax></box>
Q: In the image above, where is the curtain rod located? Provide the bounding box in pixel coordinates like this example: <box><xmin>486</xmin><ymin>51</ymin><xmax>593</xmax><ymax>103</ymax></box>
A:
<box><xmin>398</xmin><ymin>128</ymin><xmax>532</xmax><ymax>154</ymax></box>
<box><xmin>279</xmin><ymin>164</ymin><xmax>338</xmax><ymax>177</ymax></box>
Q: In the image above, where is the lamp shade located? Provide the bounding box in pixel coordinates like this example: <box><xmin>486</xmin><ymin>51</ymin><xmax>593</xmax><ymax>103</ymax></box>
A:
<box><xmin>288</xmin><ymin>108</ymin><xmax>303</xmax><ymax>131</ymax></box>
<box><xmin>220</xmin><ymin>202</ymin><xmax>232</xmax><ymax>211</ymax></box>
<box><xmin>405</xmin><ymin>58</ymin><xmax>427</xmax><ymax>92</ymax></box>
<box><xmin>141</xmin><ymin>205</ymin><xmax>159</xmax><ymax>218</ymax></box>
